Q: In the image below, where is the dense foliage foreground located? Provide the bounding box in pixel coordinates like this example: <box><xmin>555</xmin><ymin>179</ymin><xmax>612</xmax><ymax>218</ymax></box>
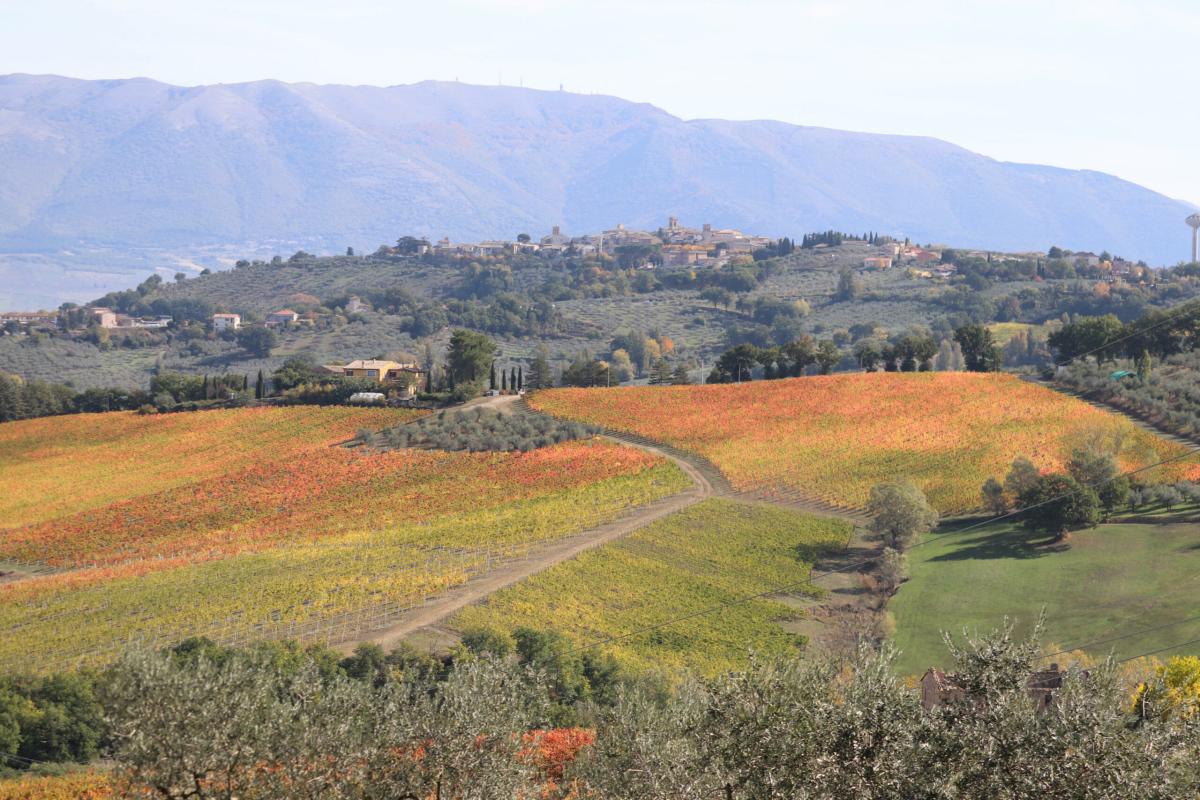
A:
<box><xmin>8</xmin><ymin>626</ymin><xmax>1200</xmax><ymax>799</ymax></box>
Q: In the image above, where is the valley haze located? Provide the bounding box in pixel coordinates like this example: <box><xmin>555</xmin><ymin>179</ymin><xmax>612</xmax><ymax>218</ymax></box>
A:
<box><xmin>0</xmin><ymin>72</ymin><xmax>1194</xmax><ymax>308</ymax></box>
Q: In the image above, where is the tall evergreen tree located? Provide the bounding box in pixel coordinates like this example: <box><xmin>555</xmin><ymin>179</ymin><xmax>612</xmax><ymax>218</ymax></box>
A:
<box><xmin>529</xmin><ymin>345</ymin><xmax>552</xmax><ymax>390</ymax></box>
<box><xmin>447</xmin><ymin>330</ymin><xmax>497</xmax><ymax>396</ymax></box>
<box><xmin>489</xmin><ymin>363</ymin><xmax>497</xmax><ymax>391</ymax></box>
<box><xmin>255</xmin><ymin>370</ymin><xmax>265</xmax><ymax>400</ymax></box>
<box><xmin>649</xmin><ymin>358</ymin><xmax>673</xmax><ymax>385</ymax></box>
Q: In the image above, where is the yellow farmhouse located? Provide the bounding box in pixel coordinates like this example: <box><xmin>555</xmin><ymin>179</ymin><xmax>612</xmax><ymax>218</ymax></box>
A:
<box><xmin>335</xmin><ymin>359</ymin><xmax>425</xmax><ymax>396</ymax></box>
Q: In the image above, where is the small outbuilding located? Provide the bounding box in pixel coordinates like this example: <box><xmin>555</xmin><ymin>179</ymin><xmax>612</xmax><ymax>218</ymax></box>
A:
<box><xmin>348</xmin><ymin>392</ymin><xmax>386</xmax><ymax>405</ymax></box>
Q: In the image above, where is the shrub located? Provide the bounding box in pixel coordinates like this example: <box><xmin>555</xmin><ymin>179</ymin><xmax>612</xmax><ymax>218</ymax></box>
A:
<box><xmin>371</xmin><ymin>407</ymin><xmax>599</xmax><ymax>453</ymax></box>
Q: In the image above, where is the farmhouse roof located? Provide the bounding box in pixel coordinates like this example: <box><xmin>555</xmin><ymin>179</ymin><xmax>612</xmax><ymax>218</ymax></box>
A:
<box><xmin>344</xmin><ymin>359</ymin><xmax>408</xmax><ymax>370</ymax></box>
<box><xmin>921</xmin><ymin>664</ymin><xmax>1079</xmax><ymax>713</ymax></box>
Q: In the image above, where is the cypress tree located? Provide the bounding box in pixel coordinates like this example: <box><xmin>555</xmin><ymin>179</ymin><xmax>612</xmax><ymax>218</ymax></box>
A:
<box><xmin>510</xmin><ymin>366</ymin><xmax>517</xmax><ymax>392</ymax></box>
<box><xmin>517</xmin><ymin>366</ymin><xmax>524</xmax><ymax>390</ymax></box>
<box><xmin>489</xmin><ymin>363</ymin><xmax>497</xmax><ymax>391</ymax></box>
<box><xmin>255</xmin><ymin>370</ymin><xmax>265</xmax><ymax>400</ymax></box>
<box><xmin>501</xmin><ymin>370</ymin><xmax>508</xmax><ymax>391</ymax></box>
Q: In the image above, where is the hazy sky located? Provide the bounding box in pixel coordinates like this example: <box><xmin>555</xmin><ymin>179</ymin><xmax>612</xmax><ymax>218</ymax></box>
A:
<box><xmin>3</xmin><ymin>0</ymin><xmax>1198</xmax><ymax>205</ymax></box>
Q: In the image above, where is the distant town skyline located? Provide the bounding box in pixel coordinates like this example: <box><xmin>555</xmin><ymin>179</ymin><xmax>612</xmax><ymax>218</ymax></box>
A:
<box><xmin>2</xmin><ymin>0</ymin><xmax>1198</xmax><ymax>206</ymax></box>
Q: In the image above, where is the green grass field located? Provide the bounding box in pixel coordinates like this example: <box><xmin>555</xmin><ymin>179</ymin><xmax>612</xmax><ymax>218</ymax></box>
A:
<box><xmin>451</xmin><ymin>498</ymin><xmax>852</xmax><ymax>675</ymax></box>
<box><xmin>890</xmin><ymin>509</ymin><xmax>1200</xmax><ymax>676</ymax></box>
<box><xmin>988</xmin><ymin>321</ymin><xmax>1054</xmax><ymax>345</ymax></box>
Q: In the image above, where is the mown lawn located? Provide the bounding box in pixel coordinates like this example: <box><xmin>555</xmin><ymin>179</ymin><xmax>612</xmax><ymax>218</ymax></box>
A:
<box><xmin>451</xmin><ymin>498</ymin><xmax>851</xmax><ymax>675</ymax></box>
<box><xmin>890</xmin><ymin>509</ymin><xmax>1200</xmax><ymax>676</ymax></box>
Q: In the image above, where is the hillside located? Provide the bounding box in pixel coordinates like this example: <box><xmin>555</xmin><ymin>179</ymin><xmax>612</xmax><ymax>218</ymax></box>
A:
<box><xmin>9</xmin><ymin>235</ymin><xmax>1192</xmax><ymax>393</ymax></box>
<box><xmin>0</xmin><ymin>242</ymin><xmax>938</xmax><ymax>389</ymax></box>
<box><xmin>531</xmin><ymin>373</ymin><xmax>1200</xmax><ymax>512</ymax></box>
<box><xmin>0</xmin><ymin>408</ymin><xmax>687</xmax><ymax>672</ymax></box>
<box><xmin>2</xmin><ymin>73</ymin><xmax>1195</xmax><ymax>307</ymax></box>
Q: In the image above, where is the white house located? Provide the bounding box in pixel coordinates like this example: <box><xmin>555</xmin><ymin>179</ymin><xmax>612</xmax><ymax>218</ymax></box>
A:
<box><xmin>266</xmin><ymin>309</ymin><xmax>300</xmax><ymax>326</ymax></box>
<box><xmin>212</xmin><ymin>313</ymin><xmax>242</xmax><ymax>331</ymax></box>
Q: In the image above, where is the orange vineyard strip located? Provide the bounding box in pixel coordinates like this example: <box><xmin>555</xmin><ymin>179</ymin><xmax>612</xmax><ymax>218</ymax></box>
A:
<box><xmin>531</xmin><ymin>372</ymin><xmax>1200</xmax><ymax>512</ymax></box>
<box><xmin>0</xmin><ymin>406</ymin><xmax>413</xmax><ymax>528</ymax></box>
<box><xmin>0</xmin><ymin>408</ymin><xmax>687</xmax><ymax>671</ymax></box>
<box><xmin>0</xmin><ymin>436</ymin><xmax>662</xmax><ymax>573</ymax></box>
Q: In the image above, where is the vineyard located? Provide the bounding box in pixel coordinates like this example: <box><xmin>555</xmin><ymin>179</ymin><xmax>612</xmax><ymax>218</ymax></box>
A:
<box><xmin>1</xmin><ymin>434</ymin><xmax>670</xmax><ymax>574</ymax></box>
<box><xmin>0</xmin><ymin>406</ymin><xmax>414</xmax><ymax>527</ymax></box>
<box><xmin>0</xmin><ymin>772</ymin><xmax>112</xmax><ymax>799</ymax></box>
<box><xmin>452</xmin><ymin>499</ymin><xmax>851</xmax><ymax>674</ymax></box>
<box><xmin>0</xmin><ymin>409</ymin><xmax>688</xmax><ymax>673</ymax></box>
<box><xmin>530</xmin><ymin>373</ymin><xmax>1200</xmax><ymax>513</ymax></box>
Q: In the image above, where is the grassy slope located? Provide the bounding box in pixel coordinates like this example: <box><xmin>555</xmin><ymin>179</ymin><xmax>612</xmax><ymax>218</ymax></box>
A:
<box><xmin>890</xmin><ymin>510</ymin><xmax>1200</xmax><ymax>676</ymax></box>
<box><xmin>451</xmin><ymin>498</ymin><xmax>852</xmax><ymax>675</ymax></box>
<box><xmin>988</xmin><ymin>321</ymin><xmax>1052</xmax><ymax>345</ymax></box>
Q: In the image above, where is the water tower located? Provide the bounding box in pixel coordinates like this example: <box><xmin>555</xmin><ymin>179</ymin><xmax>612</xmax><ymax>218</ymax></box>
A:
<box><xmin>1189</xmin><ymin>213</ymin><xmax>1200</xmax><ymax>263</ymax></box>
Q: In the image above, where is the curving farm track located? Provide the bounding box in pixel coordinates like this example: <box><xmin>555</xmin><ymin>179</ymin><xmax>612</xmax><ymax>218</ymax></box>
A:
<box><xmin>338</xmin><ymin>394</ymin><xmax>874</xmax><ymax>655</ymax></box>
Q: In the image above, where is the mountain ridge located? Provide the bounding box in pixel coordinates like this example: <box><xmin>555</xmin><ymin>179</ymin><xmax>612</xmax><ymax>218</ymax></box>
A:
<box><xmin>0</xmin><ymin>73</ymin><xmax>1195</xmax><ymax>307</ymax></box>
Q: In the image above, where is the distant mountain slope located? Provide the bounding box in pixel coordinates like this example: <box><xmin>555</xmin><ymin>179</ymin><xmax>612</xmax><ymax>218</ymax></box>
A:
<box><xmin>0</xmin><ymin>74</ymin><xmax>1194</xmax><ymax>306</ymax></box>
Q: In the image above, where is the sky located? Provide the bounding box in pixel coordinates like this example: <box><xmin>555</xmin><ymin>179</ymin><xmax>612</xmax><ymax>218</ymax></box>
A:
<box><xmin>2</xmin><ymin>0</ymin><xmax>1198</xmax><ymax>205</ymax></box>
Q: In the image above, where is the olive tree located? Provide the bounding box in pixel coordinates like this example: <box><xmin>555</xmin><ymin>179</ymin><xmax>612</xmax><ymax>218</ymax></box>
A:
<box><xmin>867</xmin><ymin>480</ymin><xmax>939</xmax><ymax>549</ymax></box>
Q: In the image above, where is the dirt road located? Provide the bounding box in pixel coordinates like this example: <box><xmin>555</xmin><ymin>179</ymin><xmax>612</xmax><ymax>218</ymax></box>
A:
<box><xmin>335</xmin><ymin>398</ymin><xmax>713</xmax><ymax>653</ymax></box>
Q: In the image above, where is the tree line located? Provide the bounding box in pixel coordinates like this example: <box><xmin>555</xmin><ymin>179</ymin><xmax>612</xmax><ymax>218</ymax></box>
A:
<box><xmin>703</xmin><ymin>324</ymin><xmax>1004</xmax><ymax>383</ymax></box>
<box><xmin>1048</xmin><ymin>301</ymin><xmax>1200</xmax><ymax>365</ymax></box>
<box><xmin>9</xmin><ymin>624</ymin><xmax>1200</xmax><ymax>798</ymax></box>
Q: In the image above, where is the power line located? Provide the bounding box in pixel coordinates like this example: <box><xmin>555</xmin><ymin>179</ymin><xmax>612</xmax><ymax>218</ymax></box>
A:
<box><xmin>1049</xmin><ymin>296</ymin><xmax>1200</xmax><ymax>368</ymax></box>
<box><xmin>1119</xmin><ymin>635</ymin><xmax>1200</xmax><ymax>664</ymax></box>
<box><xmin>0</xmin><ymin>751</ymin><xmax>48</xmax><ymax>766</ymax></box>
<box><xmin>1039</xmin><ymin>611</ymin><xmax>1200</xmax><ymax>662</ymax></box>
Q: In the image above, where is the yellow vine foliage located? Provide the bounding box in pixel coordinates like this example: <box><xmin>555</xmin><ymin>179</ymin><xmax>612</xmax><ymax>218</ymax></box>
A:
<box><xmin>0</xmin><ymin>772</ymin><xmax>112</xmax><ymax>799</ymax></box>
<box><xmin>532</xmin><ymin>372</ymin><xmax>1200</xmax><ymax>512</ymax></box>
<box><xmin>0</xmin><ymin>408</ymin><xmax>688</xmax><ymax>672</ymax></box>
